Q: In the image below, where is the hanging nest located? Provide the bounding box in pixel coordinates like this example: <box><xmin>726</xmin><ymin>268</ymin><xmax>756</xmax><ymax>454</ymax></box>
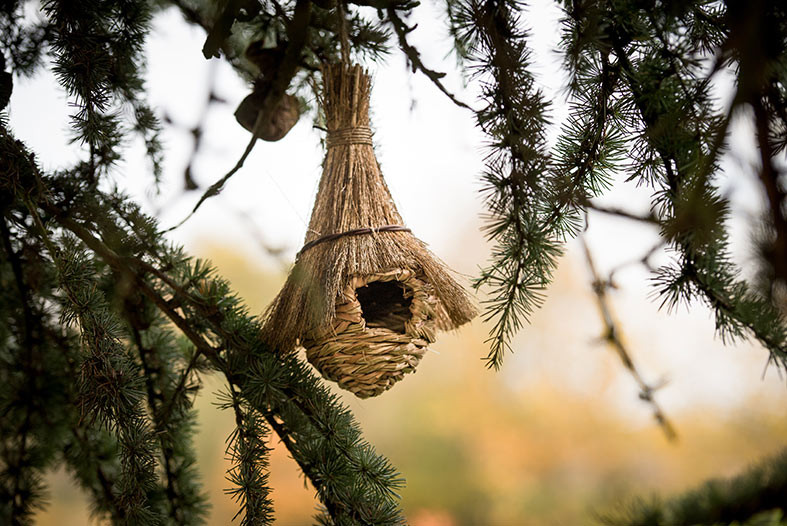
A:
<box><xmin>261</xmin><ymin>63</ymin><xmax>477</xmax><ymax>398</ymax></box>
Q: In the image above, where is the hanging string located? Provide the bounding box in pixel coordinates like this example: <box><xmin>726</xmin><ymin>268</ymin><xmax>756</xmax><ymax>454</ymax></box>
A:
<box><xmin>261</xmin><ymin>167</ymin><xmax>321</xmax><ymax>238</ymax></box>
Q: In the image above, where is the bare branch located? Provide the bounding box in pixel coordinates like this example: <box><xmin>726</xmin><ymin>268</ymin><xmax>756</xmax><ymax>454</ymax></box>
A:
<box><xmin>581</xmin><ymin>237</ymin><xmax>678</xmax><ymax>442</ymax></box>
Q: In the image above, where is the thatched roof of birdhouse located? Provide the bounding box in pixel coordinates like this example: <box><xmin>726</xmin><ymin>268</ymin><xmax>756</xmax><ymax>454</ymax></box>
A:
<box><xmin>260</xmin><ymin>63</ymin><xmax>477</xmax><ymax>351</ymax></box>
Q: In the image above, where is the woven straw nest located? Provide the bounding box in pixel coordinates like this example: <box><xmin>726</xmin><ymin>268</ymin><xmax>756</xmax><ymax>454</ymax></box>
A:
<box><xmin>260</xmin><ymin>63</ymin><xmax>477</xmax><ymax>398</ymax></box>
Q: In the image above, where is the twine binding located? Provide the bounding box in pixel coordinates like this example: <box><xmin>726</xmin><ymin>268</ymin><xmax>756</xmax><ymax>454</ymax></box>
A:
<box><xmin>297</xmin><ymin>225</ymin><xmax>412</xmax><ymax>258</ymax></box>
<box><xmin>326</xmin><ymin>126</ymin><xmax>373</xmax><ymax>148</ymax></box>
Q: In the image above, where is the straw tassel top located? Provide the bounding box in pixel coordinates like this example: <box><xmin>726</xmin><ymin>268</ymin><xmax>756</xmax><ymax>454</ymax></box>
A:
<box><xmin>306</xmin><ymin>64</ymin><xmax>403</xmax><ymax>244</ymax></box>
<box><xmin>260</xmin><ymin>63</ymin><xmax>477</xmax><ymax>351</ymax></box>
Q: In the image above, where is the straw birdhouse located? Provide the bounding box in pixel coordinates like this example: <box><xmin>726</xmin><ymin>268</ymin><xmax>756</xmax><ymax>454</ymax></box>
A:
<box><xmin>261</xmin><ymin>63</ymin><xmax>477</xmax><ymax>398</ymax></box>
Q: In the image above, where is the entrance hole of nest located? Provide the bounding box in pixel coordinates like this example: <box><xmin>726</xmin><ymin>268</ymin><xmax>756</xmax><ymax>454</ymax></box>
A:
<box><xmin>356</xmin><ymin>280</ymin><xmax>413</xmax><ymax>334</ymax></box>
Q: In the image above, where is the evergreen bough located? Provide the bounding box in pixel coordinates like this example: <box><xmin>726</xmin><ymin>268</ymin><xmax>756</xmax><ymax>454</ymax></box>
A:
<box><xmin>1</xmin><ymin>0</ymin><xmax>787</xmax><ymax>524</ymax></box>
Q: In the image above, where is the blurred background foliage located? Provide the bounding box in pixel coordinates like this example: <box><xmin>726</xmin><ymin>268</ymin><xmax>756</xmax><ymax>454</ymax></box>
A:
<box><xmin>34</xmin><ymin>239</ymin><xmax>787</xmax><ymax>525</ymax></box>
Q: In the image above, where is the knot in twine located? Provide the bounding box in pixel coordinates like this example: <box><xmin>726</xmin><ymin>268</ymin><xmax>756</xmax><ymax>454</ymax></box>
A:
<box><xmin>326</xmin><ymin>126</ymin><xmax>373</xmax><ymax>148</ymax></box>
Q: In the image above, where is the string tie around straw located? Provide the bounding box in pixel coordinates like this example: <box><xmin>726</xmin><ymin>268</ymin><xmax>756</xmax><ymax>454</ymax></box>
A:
<box><xmin>326</xmin><ymin>126</ymin><xmax>373</xmax><ymax>148</ymax></box>
<box><xmin>296</xmin><ymin>225</ymin><xmax>411</xmax><ymax>259</ymax></box>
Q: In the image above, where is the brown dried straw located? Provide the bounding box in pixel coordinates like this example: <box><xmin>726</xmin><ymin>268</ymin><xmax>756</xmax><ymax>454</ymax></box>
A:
<box><xmin>304</xmin><ymin>268</ymin><xmax>436</xmax><ymax>398</ymax></box>
<box><xmin>260</xmin><ymin>63</ymin><xmax>477</xmax><ymax>393</ymax></box>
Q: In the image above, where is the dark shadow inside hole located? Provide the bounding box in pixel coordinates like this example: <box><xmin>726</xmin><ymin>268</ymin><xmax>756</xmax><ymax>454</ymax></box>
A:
<box><xmin>356</xmin><ymin>280</ymin><xmax>412</xmax><ymax>333</ymax></box>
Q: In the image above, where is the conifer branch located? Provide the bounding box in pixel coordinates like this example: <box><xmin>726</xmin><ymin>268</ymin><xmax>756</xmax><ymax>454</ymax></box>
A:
<box><xmin>0</xmin><ymin>217</ymin><xmax>39</xmax><ymax>524</ymax></box>
<box><xmin>42</xmin><ymin>0</ymin><xmax>155</xmax><ymax>182</ymax></box>
<box><xmin>127</xmin><ymin>316</ymin><xmax>208</xmax><ymax>525</ymax></box>
<box><xmin>452</xmin><ymin>0</ymin><xmax>622</xmax><ymax>368</ymax></box>
<box><xmin>58</xmin><ymin>329</ymin><xmax>123</xmax><ymax>519</ymax></box>
<box><xmin>52</xmin><ymin>334</ymin><xmax>125</xmax><ymax>524</ymax></box>
<box><xmin>63</xmin><ymin>371</ymin><xmax>129</xmax><ymax>522</ymax></box>
<box><xmin>0</xmin><ymin>216</ymin><xmax>34</xmax><ymax>355</ymax></box>
<box><xmin>449</xmin><ymin>0</ymin><xmax>552</xmax><ymax>368</ymax></box>
<box><xmin>603</xmin><ymin>3</ymin><xmax>787</xmax><ymax>368</ymax></box>
<box><xmin>0</xmin><ymin>213</ymin><xmax>74</xmax><ymax>524</ymax></box>
<box><xmin>222</xmin><ymin>386</ymin><xmax>274</xmax><ymax>526</ymax></box>
<box><xmin>24</xmin><ymin>204</ymin><xmax>165</xmax><ymax>524</ymax></box>
<box><xmin>602</xmin><ymin>447</ymin><xmax>787</xmax><ymax>526</ymax></box>
<box><xmin>64</xmin><ymin>423</ymin><xmax>125</xmax><ymax>522</ymax></box>
<box><xmin>6</xmin><ymin>2</ymin><xmax>787</xmax><ymax>524</ymax></box>
<box><xmin>1</xmin><ymin>384</ymin><xmax>37</xmax><ymax>525</ymax></box>
<box><xmin>1</xmin><ymin>204</ymin><xmax>130</xmax><ymax>524</ymax></box>
<box><xmin>11</xmin><ymin>153</ymin><xmax>406</xmax><ymax>523</ymax></box>
<box><xmin>157</xmin><ymin>348</ymin><xmax>206</xmax><ymax>425</ymax></box>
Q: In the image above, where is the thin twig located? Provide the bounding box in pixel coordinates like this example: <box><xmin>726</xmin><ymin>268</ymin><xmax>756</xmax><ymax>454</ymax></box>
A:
<box><xmin>386</xmin><ymin>7</ymin><xmax>470</xmax><ymax>110</ymax></box>
<box><xmin>157</xmin><ymin>348</ymin><xmax>205</xmax><ymax>425</ymax></box>
<box><xmin>581</xmin><ymin>236</ymin><xmax>678</xmax><ymax>441</ymax></box>
<box><xmin>583</xmin><ymin>200</ymin><xmax>659</xmax><ymax>225</ymax></box>
<box><xmin>607</xmin><ymin>240</ymin><xmax>666</xmax><ymax>283</ymax></box>
<box><xmin>0</xmin><ymin>214</ymin><xmax>35</xmax><ymax>352</ymax></box>
<box><xmin>219</xmin><ymin>203</ymin><xmax>289</xmax><ymax>267</ymax></box>
<box><xmin>164</xmin><ymin>0</ymin><xmax>313</xmax><ymax>232</ymax></box>
<box><xmin>753</xmin><ymin>96</ymin><xmax>787</xmax><ymax>283</ymax></box>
